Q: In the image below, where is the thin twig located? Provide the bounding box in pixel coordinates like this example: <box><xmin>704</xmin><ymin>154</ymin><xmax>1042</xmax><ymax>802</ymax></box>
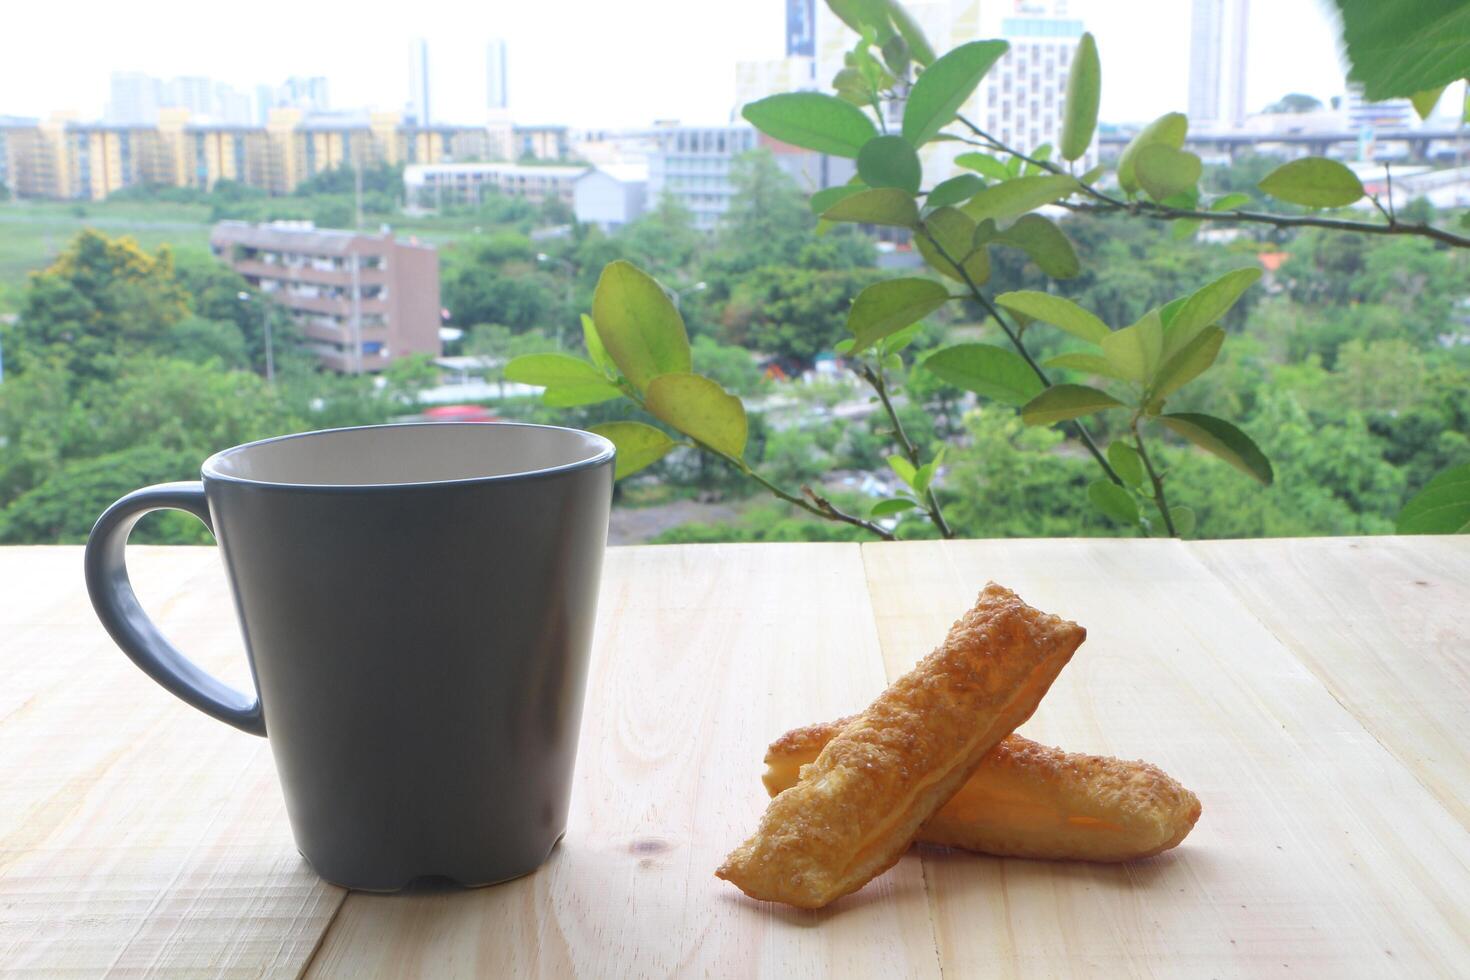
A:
<box><xmin>857</xmin><ymin>362</ymin><xmax>954</xmax><ymax>538</ymax></box>
<box><xmin>1132</xmin><ymin>420</ymin><xmax>1178</xmax><ymax>537</ymax></box>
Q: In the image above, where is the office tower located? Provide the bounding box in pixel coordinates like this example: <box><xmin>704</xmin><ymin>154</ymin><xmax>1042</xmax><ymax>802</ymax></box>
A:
<box><xmin>974</xmin><ymin>1</ymin><xmax>1094</xmax><ymax>165</ymax></box>
<box><xmin>409</xmin><ymin>38</ymin><xmax>431</xmax><ymax>126</ymax></box>
<box><xmin>105</xmin><ymin>72</ymin><xmax>162</xmax><ymax>126</ymax></box>
<box><xmin>1189</xmin><ymin>0</ymin><xmax>1250</xmax><ymax>129</ymax></box>
<box><xmin>487</xmin><ymin>39</ymin><xmax>508</xmax><ymax>111</ymax></box>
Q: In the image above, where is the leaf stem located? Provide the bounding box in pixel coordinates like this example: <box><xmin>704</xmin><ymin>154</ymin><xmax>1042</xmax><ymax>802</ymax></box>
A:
<box><xmin>916</xmin><ymin>223</ymin><xmax>1124</xmax><ymax>486</ymax></box>
<box><xmin>1132</xmin><ymin>419</ymin><xmax>1178</xmax><ymax>537</ymax></box>
<box><xmin>857</xmin><ymin>361</ymin><xmax>954</xmax><ymax>538</ymax></box>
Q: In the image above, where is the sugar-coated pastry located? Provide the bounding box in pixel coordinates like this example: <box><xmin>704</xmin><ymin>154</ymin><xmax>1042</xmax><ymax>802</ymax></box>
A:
<box><xmin>716</xmin><ymin>583</ymin><xmax>1085</xmax><ymax>908</ymax></box>
<box><xmin>764</xmin><ymin>720</ymin><xmax>1201</xmax><ymax>863</ymax></box>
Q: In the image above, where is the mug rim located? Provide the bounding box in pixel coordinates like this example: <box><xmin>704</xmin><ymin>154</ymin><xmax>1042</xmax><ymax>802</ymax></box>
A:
<box><xmin>201</xmin><ymin>421</ymin><xmax>616</xmax><ymax>492</ymax></box>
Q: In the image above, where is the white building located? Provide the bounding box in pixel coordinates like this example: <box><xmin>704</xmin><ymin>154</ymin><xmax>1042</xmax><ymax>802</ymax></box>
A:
<box><xmin>404</xmin><ymin>162</ymin><xmax>586</xmax><ymax>209</ymax></box>
<box><xmin>409</xmin><ymin>38</ymin><xmax>432</xmax><ymax>126</ymax></box>
<box><xmin>647</xmin><ymin>125</ymin><xmax>759</xmax><ymax>230</ymax></box>
<box><xmin>574</xmin><ymin>164</ymin><xmax>649</xmax><ymax>230</ymax></box>
<box><xmin>1188</xmin><ymin>0</ymin><xmax>1250</xmax><ymax>131</ymax></box>
<box><xmin>1346</xmin><ymin>84</ymin><xmax>1416</xmax><ymax>133</ymax></box>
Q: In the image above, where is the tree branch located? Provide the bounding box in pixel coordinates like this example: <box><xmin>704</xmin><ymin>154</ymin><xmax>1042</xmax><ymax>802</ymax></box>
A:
<box><xmin>1132</xmin><ymin>420</ymin><xmax>1178</xmax><ymax>537</ymax></box>
<box><xmin>856</xmin><ymin>362</ymin><xmax>954</xmax><ymax>538</ymax></box>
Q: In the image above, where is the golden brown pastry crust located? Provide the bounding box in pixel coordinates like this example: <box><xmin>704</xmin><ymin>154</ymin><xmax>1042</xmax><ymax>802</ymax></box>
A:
<box><xmin>765</xmin><ymin>721</ymin><xmax>1201</xmax><ymax>862</ymax></box>
<box><xmin>716</xmin><ymin>583</ymin><xmax>1085</xmax><ymax>908</ymax></box>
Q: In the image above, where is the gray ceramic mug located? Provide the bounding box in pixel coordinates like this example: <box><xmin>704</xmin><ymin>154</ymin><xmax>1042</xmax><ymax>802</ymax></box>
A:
<box><xmin>84</xmin><ymin>422</ymin><xmax>615</xmax><ymax>890</ymax></box>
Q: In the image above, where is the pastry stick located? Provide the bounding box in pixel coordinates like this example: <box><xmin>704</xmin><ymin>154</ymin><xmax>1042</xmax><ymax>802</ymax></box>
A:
<box><xmin>764</xmin><ymin>722</ymin><xmax>1201</xmax><ymax>863</ymax></box>
<box><xmin>717</xmin><ymin>583</ymin><xmax>1085</xmax><ymax>908</ymax></box>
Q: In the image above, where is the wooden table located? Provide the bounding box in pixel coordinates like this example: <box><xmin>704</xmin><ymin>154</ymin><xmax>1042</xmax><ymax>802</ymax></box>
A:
<box><xmin>3</xmin><ymin>538</ymin><xmax>1468</xmax><ymax>978</ymax></box>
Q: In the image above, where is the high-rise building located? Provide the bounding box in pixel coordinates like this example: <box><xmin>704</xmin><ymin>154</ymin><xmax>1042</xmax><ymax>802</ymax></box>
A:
<box><xmin>105</xmin><ymin>72</ymin><xmax>162</xmax><ymax>126</ymax></box>
<box><xmin>1345</xmin><ymin>84</ymin><xmax>1415</xmax><ymax>132</ymax></box>
<box><xmin>1189</xmin><ymin>0</ymin><xmax>1250</xmax><ymax>130</ymax></box>
<box><xmin>168</xmin><ymin>77</ymin><xmax>215</xmax><ymax>117</ymax></box>
<box><xmin>487</xmin><ymin>40</ymin><xmax>508</xmax><ymax>111</ymax></box>
<box><xmin>409</xmin><ymin>39</ymin><xmax>432</xmax><ymax>126</ymax></box>
<box><xmin>973</xmin><ymin>2</ymin><xmax>1096</xmax><ymax>167</ymax></box>
<box><xmin>647</xmin><ymin>124</ymin><xmax>759</xmax><ymax>230</ymax></box>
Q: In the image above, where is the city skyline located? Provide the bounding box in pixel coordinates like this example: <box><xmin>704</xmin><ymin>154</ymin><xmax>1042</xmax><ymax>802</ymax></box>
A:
<box><xmin>0</xmin><ymin>0</ymin><xmax>1428</xmax><ymax>129</ymax></box>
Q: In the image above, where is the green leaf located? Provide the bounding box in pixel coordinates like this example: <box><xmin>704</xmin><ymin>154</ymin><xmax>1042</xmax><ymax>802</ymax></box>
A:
<box><xmin>1081</xmin><ymin>164</ymin><xmax>1106</xmax><ymax>184</ymax></box>
<box><xmin>857</xmin><ymin>135</ymin><xmax>923</xmax><ymax>193</ymax></box>
<box><xmin>926</xmin><ymin>173</ymin><xmax>984</xmax><ymax>210</ymax></box>
<box><xmin>741</xmin><ymin>92</ymin><xmax>879</xmax><ymax>158</ymax></box>
<box><xmin>1396</xmin><ymin>462</ymin><xmax>1470</xmax><ymax>534</ymax></box>
<box><xmin>1134</xmin><ymin>144</ymin><xmax>1202</xmax><ymax>203</ymax></box>
<box><xmin>811</xmin><ymin>183</ymin><xmax>867</xmax><ymax>214</ymax></box>
<box><xmin>1159</xmin><ymin>296</ymin><xmax>1188</xmax><ymax>328</ymax></box>
<box><xmin>588</xmin><ymin>421</ymin><xmax>677</xmax><ymax>480</ymax></box>
<box><xmin>954</xmin><ymin>152</ymin><xmax>1012</xmax><ymax>181</ymax></box>
<box><xmin>581</xmin><ymin>314</ymin><xmax>615</xmax><ymax>376</ymax></box>
<box><xmin>995</xmin><ymin>291</ymin><xmax>1109</xmax><ymax>344</ymax></box>
<box><xmin>1164</xmin><ymin>267</ymin><xmax>1261</xmax><ymax>358</ymax></box>
<box><xmin>1020</xmin><ymin>384</ymin><xmax>1126</xmax><ymax>426</ymax></box>
<box><xmin>832</xmin><ymin>67</ymin><xmax>871</xmax><ymax>106</ymax></box>
<box><xmin>1170</xmin><ymin>505</ymin><xmax>1197</xmax><ymax>537</ymax></box>
<box><xmin>1171</xmin><ymin>219</ymin><xmax>1203</xmax><ymax>241</ymax></box>
<box><xmin>1089</xmin><ymin>479</ymin><xmax>1139</xmax><ymax>526</ymax></box>
<box><xmin>833</xmin><ymin>338</ymin><xmax>856</xmax><ymax>354</ymax></box>
<box><xmin>1151</xmin><ymin>325</ymin><xmax>1223</xmax><ymax>400</ymax></box>
<box><xmin>1107</xmin><ymin>441</ymin><xmax>1146</xmax><ymax>487</ymax></box>
<box><xmin>821</xmin><ymin>187</ymin><xmax>920</xmax><ymax>227</ymax></box>
<box><xmin>504</xmin><ymin>352</ymin><xmax>606</xmax><ymax>387</ymax></box>
<box><xmin>1046</xmin><ymin>351</ymin><xmax>1133</xmax><ymax>382</ymax></box>
<box><xmin>828</xmin><ymin>0</ymin><xmax>895</xmax><ymax>40</ymax></box>
<box><xmin>887</xmin><ymin>454</ymin><xmax>918</xmax><ymax>489</ymax></box>
<box><xmin>1116</xmin><ymin>112</ymin><xmax>1187</xmax><ymax>194</ymax></box>
<box><xmin>991</xmin><ymin>214</ymin><xmax>1080</xmax><ymax>279</ymax></box>
<box><xmin>881</xmin><ymin>35</ymin><xmax>911</xmax><ymax>76</ymax></box>
<box><xmin>962</xmin><ymin>174</ymin><xmax>1078</xmax><ymax>224</ymax></box>
<box><xmin>1258</xmin><ymin>157</ymin><xmax>1365</xmax><ymax>208</ymax></box>
<box><xmin>847</xmin><ymin>278</ymin><xmax>952</xmax><ymax>352</ymax></box>
<box><xmin>645</xmin><ymin>373</ymin><xmax>747</xmax><ymax>460</ymax></box>
<box><xmin>902</xmin><ymin>40</ymin><xmax>1009</xmax><ymax>146</ymax></box>
<box><xmin>879</xmin><ymin>321</ymin><xmax>925</xmax><ymax>355</ymax></box>
<box><xmin>1210</xmin><ymin>192</ymin><xmax>1253</xmax><ymax>211</ymax></box>
<box><xmin>871</xmin><ymin>496</ymin><xmax>919</xmax><ymax>517</ymax></box>
<box><xmin>913</xmin><ymin>446</ymin><xmax>945</xmax><ymax>494</ymax></box>
<box><xmin>541</xmin><ymin>383</ymin><xmax>625</xmax><ymax>407</ymax></box>
<box><xmin>923</xmin><ymin>343</ymin><xmax>1044</xmax><ymax>406</ymax></box>
<box><xmin>1160</xmin><ymin>413</ymin><xmax>1273</xmax><ymax>485</ymax></box>
<box><xmin>591</xmin><ymin>261</ymin><xmax>692</xmax><ymax>391</ymax></box>
<box><xmin>915</xmin><ymin>207</ymin><xmax>989</xmax><ymax>283</ymax></box>
<box><xmin>1100</xmin><ymin>310</ymin><xmax>1163</xmax><ymax>383</ymax></box>
<box><xmin>1333</xmin><ymin>0</ymin><xmax>1470</xmax><ymax>100</ymax></box>
<box><xmin>1410</xmin><ymin>86</ymin><xmax>1447</xmax><ymax>119</ymax></box>
<box><xmin>1059</xmin><ymin>32</ymin><xmax>1100</xmax><ymax>161</ymax></box>
<box><xmin>886</xmin><ymin>0</ymin><xmax>936</xmax><ymax>65</ymax></box>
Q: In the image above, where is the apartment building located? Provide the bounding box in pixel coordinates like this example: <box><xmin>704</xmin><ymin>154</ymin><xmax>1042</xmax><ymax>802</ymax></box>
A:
<box><xmin>211</xmin><ymin>221</ymin><xmax>441</xmax><ymax>374</ymax></box>
<box><xmin>647</xmin><ymin>125</ymin><xmax>758</xmax><ymax>229</ymax></box>
<box><xmin>403</xmin><ymin>162</ymin><xmax>585</xmax><ymax>208</ymax></box>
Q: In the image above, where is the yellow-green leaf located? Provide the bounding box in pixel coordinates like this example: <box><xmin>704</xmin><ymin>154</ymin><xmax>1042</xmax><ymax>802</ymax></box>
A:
<box><xmin>1396</xmin><ymin>462</ymin><xmax>1470</xmax><ymax>533</ymax></box>
<box><xmin>922</xmin><ymin>343</ymin><xmax>1043</xmax><ymax>406</ymax></box>
<box><xmin>848</xmin><ymin>277</ymin><xmax>952</xmax><ymax>352</ymax></box>
<box><xmin>1134</xmin><ymin>144</ymin><xmax>1202</xmax><ymax>202</ymax></box>
<box><xmin>1100</xmin><ymin>310</ymin><xmax>1163</xmax><ymax>382</ymax></box>
<box><xmin>589</xmin><ymin>421</ymin><xmax>677</xmax><ymax>479</ymax></box>
<box><xmin>1410</xmin><ymin>86</ymin><xmax>1446</xmax><ymax>120</ymax></box>
<box><xmin>741</xmin><ymin>92</ymin><xmax>879</xmax><ymax>158</ymax></box>
<box><xmin>871</xmin><ymin>496</ymin><xmax>919</xmax><ymax>517</ymax></box>
<box><xmin>991</xmin><ymin>214</ymin><xmax>1080</xmax><ymax>278</ymax></box>
<box><xmin>821</xmin><ymin>187</ymin><xmax>921</xmax><ymax>227</ymax></box>
<box><xmin>1258</xmin><ymin>157</ymin><xmax>1365</xmax><ymax>208</ymax></box>
<box><xmin>886</xmin><ymin>0</ymin><xmax>936</xmax><ymax>65</ymax></box>
<box><xmin>915</xmin><ymin>207</ymin><xmax>989</xmax><ymax>283</ymax></box>
<box><xmin>1059</xmin><ymin>32</ymin><xmax>1100</xmax><ymax>161</ymax></box>
<box><xmin>645</xmin><ymin>373</ymin><xmax>747</xmax><ymax>460</ymax></box>
<box><xmin>954</xmin><ymin>152</ymin><xmax>1012</xmax><ymax>181</ymax></box>
<box><xmin>962</xmin><ymin>174</ymin><xmax>1078</xmax><ymax>224</ymax></box>
<box><xmin>1107</xmin><ymin>440</ymin><xmax>1146</xmax><ymax>487</ymax></box>
<box><xmin>1089</xmin><ymin>478</ymin><xmax>1139</xmax><ymax>525</ymax></box>
<box><xmin>591</xmin><ymin>261</ymin><xmax>692</xmax><ymax>392</ymax></box>
<box><xmin>925</xmin><ymin>173</ymin><xmax>984</xmax><ymax>210</ymax></box>
<box><xmin>581</xmin><ymin>314</ymin><xmax>615</xmax><ymax>376</ymax></box>
<box><xmin>1160</xmin><ymin>412</ymin><xmax>1273</xmax><ymax>485</ymax></box>
<box><xmin>1151</xmin><ymin>324</ymin><xmax>1223</xmax><ymax>400</ymax></box>
<box><xmin>504</xmin><ymin>352</ymin><xmax>606</xmax><ymax>387</ymax></box>
<box><xmin>1164</xmin><ymin>266</ymin><xmax>1261</xmax><ymax>358</ymax></box>
<box><xmin>1020</xmin><ymin>384</ymin><xmax>1126</xmax><ymax>426</ymax></box>
<box><xmin>902</xmin><ymin>40</ymin><xmax>1009</xmax><ymax>146</ymax></box>
<box><xmin>1117</xmin><ymin>112</ymin><xmax>1187</xmax><ymax>194</ymax></box>
<box><xmin>1046</xmin><ymin>351</ymin><xmax>1133</xmax><ymax>381</ymax></box>
<box><xmin>995</xmin><ymin>290</ymin><xmax>1109</xmax><ymax>344</ymax></box>
<box><xmin>541</xmin><ymin>383</ymin><xmax>624</xmax><ymax>407</ymax></box>
<box><xmin>811</xmin><ymin>183</ymin><xmax>867</xmax><ymax>214</ymax></box>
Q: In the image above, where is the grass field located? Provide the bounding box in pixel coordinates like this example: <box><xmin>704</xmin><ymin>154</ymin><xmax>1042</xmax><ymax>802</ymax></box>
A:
<box><xmin>0</xmin><ymin>200</ymin><xmax>216</xmax><ymax>311</ymax></box>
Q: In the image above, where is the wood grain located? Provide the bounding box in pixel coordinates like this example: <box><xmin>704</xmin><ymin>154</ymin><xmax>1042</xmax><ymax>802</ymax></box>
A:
<box><xmin>860</xmin><ymin>539</ymin><xmax>1470</xmax><ymax>978</ymax></box>
<box><xmin>1193</xmin><ymin>536</ymin><xmax>1470</xmax><ymax>829</ymax></box>
<box><xmin>304</xmin><ymin>544</ymin><xmax>942</xmax><ymax>979</ymax></box>
<box><xmin>0</xmin><ymin>546</ymin><xmax>342</xmax><ymax>978</ymax></box>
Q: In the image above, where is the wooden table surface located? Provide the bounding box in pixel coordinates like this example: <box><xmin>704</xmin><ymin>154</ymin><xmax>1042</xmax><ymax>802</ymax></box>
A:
<box><xmin>2</xmin><ymin>538</ymin><xmax>1468</xmax><ymax>978</ymax></box>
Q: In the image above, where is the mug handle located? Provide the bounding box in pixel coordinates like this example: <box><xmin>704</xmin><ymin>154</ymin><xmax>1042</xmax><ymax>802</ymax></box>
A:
<box><xmin>84</xmin><ymin>482</ymin><xmax>267</xmax><ymax>737</ymax></box>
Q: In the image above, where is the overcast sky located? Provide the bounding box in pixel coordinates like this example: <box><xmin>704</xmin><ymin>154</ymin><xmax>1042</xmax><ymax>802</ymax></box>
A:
<box><xmin>0</xmin><ymin>0</ymin><xmax>1384</xmax><ymax>128</ymax></box>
